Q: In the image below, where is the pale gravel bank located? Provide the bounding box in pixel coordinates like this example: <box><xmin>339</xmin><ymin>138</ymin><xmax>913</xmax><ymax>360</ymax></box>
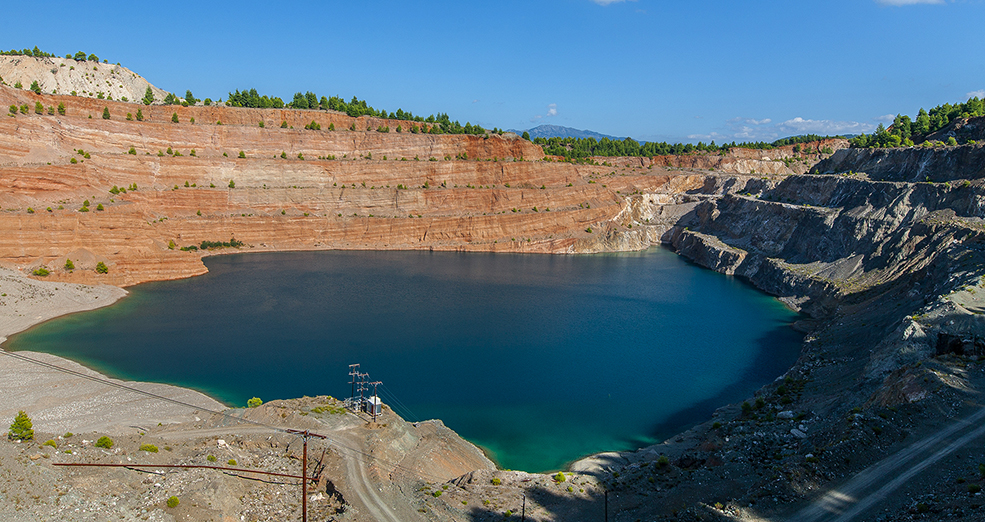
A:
<box><xmin>0</xmin><ymin>267</ymin><xmax>223</xmax><ymax>434</ymax></box>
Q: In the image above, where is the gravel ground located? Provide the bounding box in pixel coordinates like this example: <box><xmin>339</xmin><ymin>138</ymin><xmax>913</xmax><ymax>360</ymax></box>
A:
<box><xmin>0</xmin><ymin>267</ymin><xmax>221</xmax><ymax>435</ymax></box>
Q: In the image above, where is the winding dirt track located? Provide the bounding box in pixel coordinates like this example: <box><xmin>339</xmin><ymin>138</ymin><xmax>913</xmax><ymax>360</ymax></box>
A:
<box><xmin>790</xmin><ymin>405</ymin><xmax>985</xmax><ymax>522</ymax></box>
<box><xmin>158</xmin><ymin>423</ymin><xmax>408</xmax><ymax>522</ymax></box>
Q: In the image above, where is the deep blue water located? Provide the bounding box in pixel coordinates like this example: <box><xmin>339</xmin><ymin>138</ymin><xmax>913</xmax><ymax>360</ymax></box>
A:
<box><xmin>4</xmin><ymin>247</ymin><xmax>802</xmax><ymax>472</ymax></box>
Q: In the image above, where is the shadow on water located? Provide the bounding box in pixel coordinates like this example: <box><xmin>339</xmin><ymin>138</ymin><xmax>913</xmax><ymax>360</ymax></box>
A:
<box><xmin>644</xmin><ymin>320</ymin><xmax>804</xmax><ymax>445</ymax></box>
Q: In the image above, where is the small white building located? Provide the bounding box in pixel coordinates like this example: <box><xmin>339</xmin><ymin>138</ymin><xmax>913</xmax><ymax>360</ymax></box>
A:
<box><xmin>365</xmin><ymin>396</ymin><xmax>382</xmax><ymax>416</ymax></box>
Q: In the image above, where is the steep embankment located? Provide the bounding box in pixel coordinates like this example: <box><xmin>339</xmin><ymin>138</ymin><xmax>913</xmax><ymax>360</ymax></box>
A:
<box><xmin>1</xmin><ymin>83</ymin><xmax>716</xmax><ymax>286</ymax></box>
<box><xmin>563</xmin><ymin>142</ymin><xmax>985</xmax><ymax>519</ymax></box>
<box><xmin>813</xmin><ymin>142</ymin><xmax>985</xmax><ymax>183</ymax></box>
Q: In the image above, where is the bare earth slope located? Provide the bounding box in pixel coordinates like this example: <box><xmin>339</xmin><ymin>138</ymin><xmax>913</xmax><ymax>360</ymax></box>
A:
<box><xmin>6</xmin><ymin>67</ymin><xmax>985</xmax><ymax>521</ymax></box>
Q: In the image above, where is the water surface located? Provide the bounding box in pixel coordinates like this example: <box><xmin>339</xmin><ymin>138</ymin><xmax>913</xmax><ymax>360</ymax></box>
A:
<box><xmin>6</xmin><ymin>247</ymin><xmax>802</xmax><ymax>471</ymax></box>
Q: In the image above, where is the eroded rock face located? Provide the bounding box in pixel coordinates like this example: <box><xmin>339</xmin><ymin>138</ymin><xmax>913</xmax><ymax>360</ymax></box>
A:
<box><xmin>812</xmin><ymin>141</ymin><xmax>985</xmax><ymax>182</ymax></box>
<box><xmin>0</xmin><ymin>84</ymin><xmax>722</xmax><ymax>287</ymax></box>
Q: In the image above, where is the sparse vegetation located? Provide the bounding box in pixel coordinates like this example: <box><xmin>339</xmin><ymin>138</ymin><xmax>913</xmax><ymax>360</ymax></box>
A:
<box><xmin>95</xmin><ymin>436</ymin><xmax>113</xmax><ymax>449</ymax></box>
<box><xmin>8</xmin><ymin>411</ymin><xmax>34</xmax><ymax>441</ymax></box>
<box><xmin>247</xmin><ymin>397</ymin><xmax>263</xmax><ymax>408</ymax></box>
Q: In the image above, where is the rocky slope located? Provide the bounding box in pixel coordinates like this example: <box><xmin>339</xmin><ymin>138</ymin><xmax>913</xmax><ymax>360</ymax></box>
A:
<box><xmin>0</xmin><ymin>83</ymin><xmax>725</xmax><ymax>287</ymax></box>
<box><xmin>6</xmin><ymin>61</ymin><xmax>985</xmax><ymax>520</ymax></box>
<box><xmin>0</xmin><ymin>55</ymin><xmax>169</xmax><ymax>104</ymax></box>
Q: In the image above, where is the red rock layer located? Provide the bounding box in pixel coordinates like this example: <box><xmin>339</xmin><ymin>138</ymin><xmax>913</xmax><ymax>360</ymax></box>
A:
<box><xmin>0</xmin><ymin>85</ymin><xmax>702</xmax><ymax>287</ymax></box>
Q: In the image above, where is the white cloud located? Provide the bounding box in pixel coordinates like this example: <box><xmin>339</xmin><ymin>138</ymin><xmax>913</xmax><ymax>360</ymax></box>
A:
<box><xmin>531</xmin><ymin>103</ymin><xmax>558</xmax><ymax>122</ymax></box>
<box><xmin>591</xmin><ymin>0</ymin><xmax>634</xmax><ymax>4</ymax></box>
<box><xmin>875</xmin><ymin>0</ymin><xmax>945</xmax><ymax>5</ymax></box>
<box><xmin>687</xmin><ymin>116</ymin><xmax>875</xmax><ymax>143</ymax></box>
<box><xmin>874</xmin><ymin>114</ymin><xmax>895</xmax><ymax>122</ymax></box>
<box><xmin>778</xmin><ymin>117</ymin><xmax>874</xmax><ymax>135</ymax></box>
<box><xmin>968</xmin><ymin>90</ymin><xmax>985</xmax><ymax>99</ymax></box>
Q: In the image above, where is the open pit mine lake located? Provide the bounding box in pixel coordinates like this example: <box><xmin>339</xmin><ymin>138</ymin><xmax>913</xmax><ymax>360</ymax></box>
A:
<box><xmin>6</xmin><ymin>247</ymin><xmax>802</xmax><ymax>472</ymax></box>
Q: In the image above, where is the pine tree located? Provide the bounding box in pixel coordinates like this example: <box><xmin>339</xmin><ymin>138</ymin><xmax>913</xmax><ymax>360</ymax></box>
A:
<box><xmin>171</xmin><ymin>112</ymin><xmax>179</xmax><ymax>124</ymax></box>
<box><xmin>8</xmin><ymin>411</ymin><xmax>33</xmax><ymax>441</ymax></box>
<box><xmin>143</xmin><ymin>86</ymin><xmax>155</xmax><ymax>105</ymax></box>
<box><xmin>102</xmin><ymin>107</ymin><xmax>110</xmax><ymax>120</ymax></box>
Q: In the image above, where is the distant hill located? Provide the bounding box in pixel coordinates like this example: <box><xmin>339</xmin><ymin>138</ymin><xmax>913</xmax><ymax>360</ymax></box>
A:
<box><xmin>510</xmin><ymin>124</ymin><xmax>624</xmax><ymax>141</ymax></box>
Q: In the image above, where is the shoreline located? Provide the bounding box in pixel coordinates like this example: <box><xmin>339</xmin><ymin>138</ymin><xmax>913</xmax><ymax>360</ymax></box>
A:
<box><xmin>1</xmin><ymin>249</ymin><xmax>803</xmax><ymax>474</ymax></box>
<box><xmin>0</xmin><ymin>267</ymin><xmax>223</xmax><ymax>435</ymax></box>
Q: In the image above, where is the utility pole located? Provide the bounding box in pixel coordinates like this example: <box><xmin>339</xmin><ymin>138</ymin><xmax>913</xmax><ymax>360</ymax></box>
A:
<box><xmin>348</xmin><ymin>364</ymin><xmax>360</xmax><ymax>405</ymax></box>
<box><xmin>287</xmin><ymin>429</ymin><xmax>327</xmax><ymax>522</ymax></box>
<box><xmin>357</xmin><ymin>372</ymin><xmax>370</xmax><ymax>409</ymax></box>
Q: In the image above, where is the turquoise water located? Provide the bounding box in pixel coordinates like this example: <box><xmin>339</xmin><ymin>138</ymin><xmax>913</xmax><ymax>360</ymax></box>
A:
<box><xmin>4</xmin><ymin>247</ymin><xmax>802</xmax><ymax>472</ymax></box>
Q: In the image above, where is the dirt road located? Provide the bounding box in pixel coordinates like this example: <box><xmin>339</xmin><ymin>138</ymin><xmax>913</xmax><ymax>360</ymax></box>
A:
<box><xmin>790</xmin><ymin>405</ymin><xmax>985</xmax><ymax>522</ymax></box>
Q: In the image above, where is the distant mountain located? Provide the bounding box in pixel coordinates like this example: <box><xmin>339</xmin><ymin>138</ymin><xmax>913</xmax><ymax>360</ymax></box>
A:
<box><xmin>509</xmin><ymin>124</ymin><xmax>624</xmax><ymax>141</ymax></box>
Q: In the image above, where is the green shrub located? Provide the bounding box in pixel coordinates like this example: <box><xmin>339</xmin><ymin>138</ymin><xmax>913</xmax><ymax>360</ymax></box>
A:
<box><xmin>258</xmin><ymin>121</ymin><xmax>265</xmax><ymax>128</ymax></box>
<box><xmin>228</xmin><ymin>180</ymin><xmax>235</xmax><ymax>188</ymax></box>
<box><xmin>95</xmin><ymin>436</ymin><xmax>113</xmax><ymax>449</ymax></box>
<box><xmin>63</xmin><ymin>432</ymin><xmax>73</xmax><ymax>438</ymax></box>
<box><xmin>102</xmin><ymin>107</ymin><xmax>110</xmax><ymax>120</ymax></box>
<box><xmin>57</xmin><ymin>102</ymin><xmax>66</xmax><ymax>115</ymax></box>
<box><xmin>135</xmin><ymin>109</ymin><xmax>143</xmax><ymax>121</ymax></box>
<box><xmin>490</xmin><ymin>477</ymin><xmax>501</xmax><ymax>485</ymax></box>
<box><xmin>95</xmin><ymin>262</ymin><xmax>108</xmax><ymax>274</ymax></box>
<box><xmin>228</xmin><ymin>459</ymin><xmax>237</xmax><ymax>465</ymax></box>
<box><xmin>139</xmin><ymin>444</ymin><xmax>159</xmax><ymax>453</ymax></box>
<box><xmin>96</xmin><ymin>203</ymin><xmax>104</xmax><ymax>211</ymax></box>
<box><xmin>207</xmin><ymin>454</ymin><xmax>217</xmax><ymax>462</ymax></box>
<box><xmin>553</xmin><ymin>472</ymin><xmax>566</xmax><ymax>483</ymax></box>
<box><xmin>8</xmin><ymin>411</ymin><xmax>34</xmax><ymax>440</ymax></box>
<box><xmin>64</xmin><ymin>259</ymin><xmax>75</xmax><ymax>270</ymax></box>
<box><xmin>656</xmin><ymin>455</ymin><xmax>670</xmax><ymax>468</ymax></box>
<box><xmin>247</xmin><ymin>397</ymin><xmax>262</xmax><ymax>408</ymax></box>
<box><xmin>35</xmin><ymin>101</ymin><xmax>44</xmax><ymax>114</ymax></box>
<box><xmin>969</xmin><ymin>484</ymin><xmax>982</xmax><ymax>494</ymax></box>
<box><xmin>238</xmin><ymin>151</ymin><xmax>245</xmax><ymax>159</ymax></box>
<box><xmin>171</xmin><ymin>112</ymin><xmax>179</xmax><ymax>124</ymax></box>
<box><xmin>43</xmin><ymin>439</ymin><xmax>57</xmax><ymax>448</ymax></box>
<box><xmin>166</xmin><ymin>496</ymin><xmax>179</xmax><ymax>508</ymax></box>
<box><xmin>32</xmin><ymin>266</ymin><xmax>50</xmax><ymax>277</ymax></box>
<box><xmin>70</xmin><ymin>157</ymin><xmax>77</xmax><ymax>164</ymax></box>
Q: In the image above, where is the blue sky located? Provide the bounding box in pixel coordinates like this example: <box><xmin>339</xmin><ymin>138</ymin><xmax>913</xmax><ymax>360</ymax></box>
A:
<box><xmin>4</xmin><ymin>0</ymin><xmax>983</xmax><ymax>143</ymax></box>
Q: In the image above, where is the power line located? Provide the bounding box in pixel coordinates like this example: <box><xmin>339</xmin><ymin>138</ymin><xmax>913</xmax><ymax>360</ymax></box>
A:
<box><xmin>378</xmin><ymin>384</ymin><xmax>420</xmax><ymax>422</ymax></box>
<box><xmin>0</xmin><ymin>350</ymin><xmax>446</xmax><ymax>483</ymax></box>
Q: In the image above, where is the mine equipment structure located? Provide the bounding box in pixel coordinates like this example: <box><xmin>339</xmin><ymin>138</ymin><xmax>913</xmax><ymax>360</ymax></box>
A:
<box><xmin>345</xmin><ymin>364</ymin><xmax>384</xmax><ymax>419</ymax></box>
